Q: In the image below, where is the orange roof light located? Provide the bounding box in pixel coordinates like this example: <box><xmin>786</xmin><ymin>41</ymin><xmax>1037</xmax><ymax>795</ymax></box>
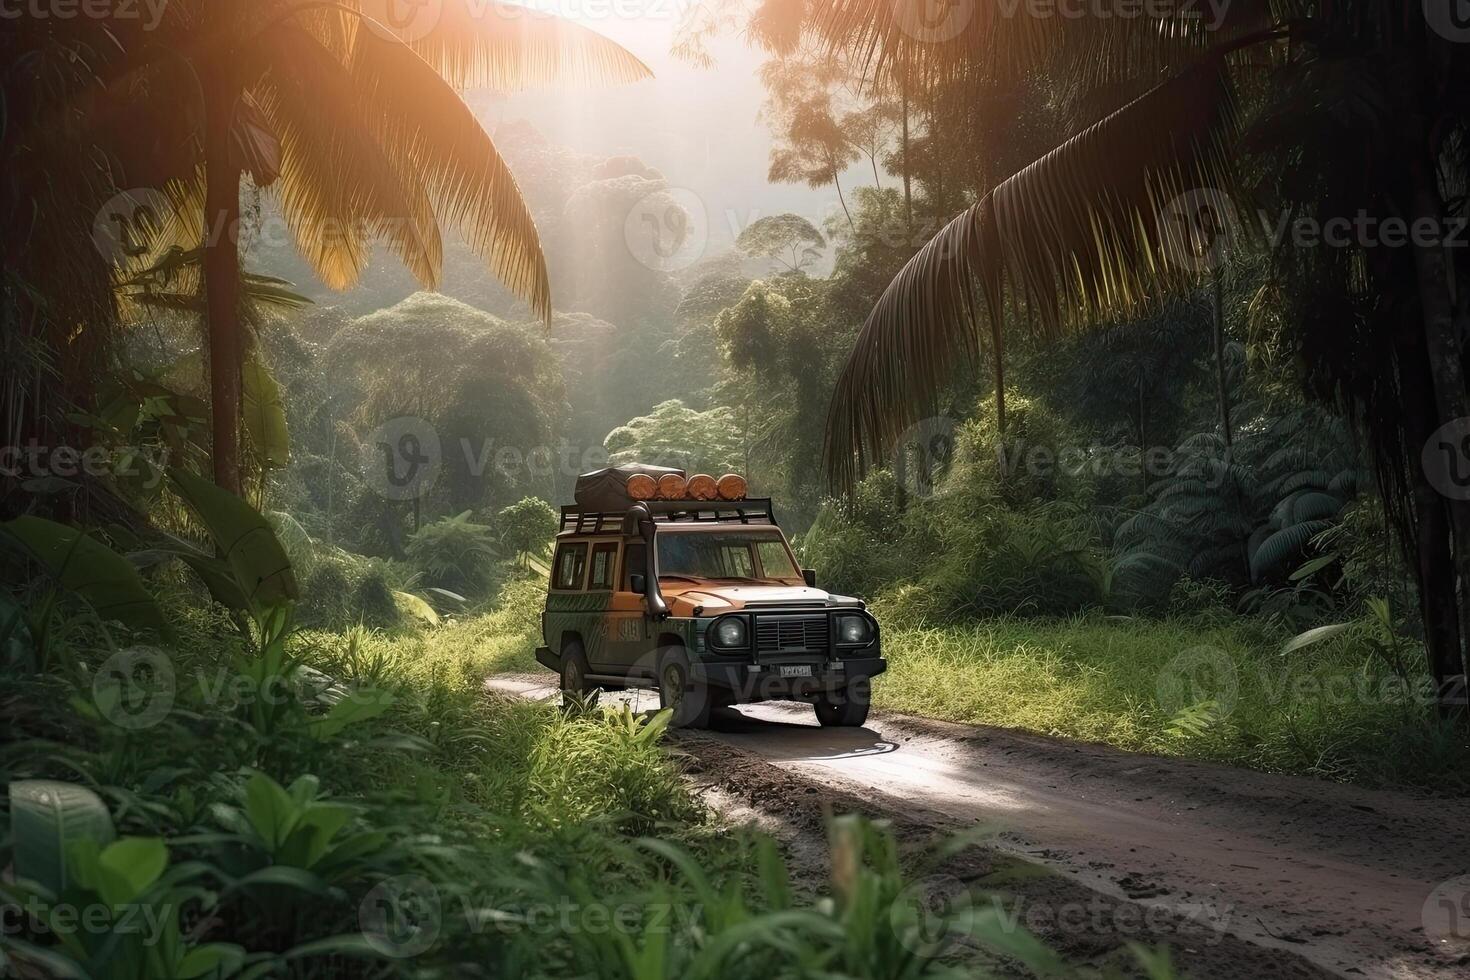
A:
<box><xmin>687</xmin><ymin>474</ymin><xmax>718</xmax><ymax>501</ymax></box>
<box><xmin>626</xmin><ymin>473</ymin><xmax>657</xmax><ymax>500</ymax></box>
<box><xmin>716</xmin><ymin>474</ymin><xmax>748</xmax><ymax>501</ymax></box>
<box><xmin>656</xmin><ymin>474</ymin><xmax>688</xmax><ymax>500</ymax></box>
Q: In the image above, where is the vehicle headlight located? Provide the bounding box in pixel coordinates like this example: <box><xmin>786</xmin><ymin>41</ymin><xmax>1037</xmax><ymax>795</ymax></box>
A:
<box><xmin>712</xmin><ymin>617</ymin><xmax>747</xmax><ymax>648</ymax></box>
<box><xmin>837</xmin><ymin>614</ymin><xmax>872</xmax><ymax>645</ymax></box>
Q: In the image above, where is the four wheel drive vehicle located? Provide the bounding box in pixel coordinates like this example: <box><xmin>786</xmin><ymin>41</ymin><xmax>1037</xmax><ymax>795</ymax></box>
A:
<box><xmin>535</xmin><ymin>464</ymin><xmax>886</xmax><ymax>728</ymax></box>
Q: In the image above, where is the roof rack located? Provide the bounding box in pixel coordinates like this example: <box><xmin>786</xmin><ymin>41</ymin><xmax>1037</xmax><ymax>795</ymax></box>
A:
<box><xmin>559</xmin><ymin>499</ymin><xmax>778</xmax><ymax>535</ymax></box>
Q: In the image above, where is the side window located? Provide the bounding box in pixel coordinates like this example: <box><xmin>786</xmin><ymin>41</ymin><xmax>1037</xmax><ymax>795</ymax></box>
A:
<box><xmin>552</xmin><ymin>543</ymin><xmax>588</xmax><ymax>591</ymax></box>
<box><xmin>622</xmin><ymin>543</ymin><xmax>647</xmax><ymax>591</ymax></box>
<box><xmin>589</xmin><ymin>543</ymin><xmax>619</xmax><ymax>591</ymax></box>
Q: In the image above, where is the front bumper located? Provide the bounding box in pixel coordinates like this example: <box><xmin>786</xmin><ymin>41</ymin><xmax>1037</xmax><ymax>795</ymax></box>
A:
<box><xmin>535</xmin><ymin>646</ymin><xmax>560</xmax><ymax>673</ymax></box>
<box><xmin>692</xmin><ymin>656</ymin><xmax>886</xmax><ymax>702</ymax></box>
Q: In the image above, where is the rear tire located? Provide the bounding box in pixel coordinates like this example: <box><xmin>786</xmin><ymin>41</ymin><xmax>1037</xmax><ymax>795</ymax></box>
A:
<box><xmin>560</xmin><ymin>645</ymin><xmax>594</xmax><ymax>710</ymax></box>
<box><xmin>657</xmin><ymin>648</ymin><xmax>711</xmax><ymax>729</ymax></box>
<box><xmin>814</xmin><ymin>680</ymin><xmax>870</xmax><ymax>727</ymax></box>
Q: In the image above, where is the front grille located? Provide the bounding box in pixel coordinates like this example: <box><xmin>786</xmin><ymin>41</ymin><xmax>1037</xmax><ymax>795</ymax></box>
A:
<box><xmin>755</xmin><ymin>615</ymin><xmax>828</xmax><ymax>654</ymax></box>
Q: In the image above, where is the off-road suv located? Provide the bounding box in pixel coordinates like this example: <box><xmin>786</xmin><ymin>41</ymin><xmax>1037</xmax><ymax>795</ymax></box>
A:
<box><xmin>534</xmin><ymin>465</ymin><xmax>886</xmax><ymax>728</ymax></box>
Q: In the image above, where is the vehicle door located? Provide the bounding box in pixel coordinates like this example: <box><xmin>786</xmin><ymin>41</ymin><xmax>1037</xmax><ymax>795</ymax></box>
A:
<box><xmin>608</xmin><ymin>540</ymin><xmax>653</xmax><ymax>677</ymax></box>
<box><xmin>581</xmin><ymin>540</ymin><xmax>624</xmax><ymax>672</ymax></box>
<box><xmin>547</xmin><ymin>540</ymin><xmax>602</xmax><ymax>665</ymax></box>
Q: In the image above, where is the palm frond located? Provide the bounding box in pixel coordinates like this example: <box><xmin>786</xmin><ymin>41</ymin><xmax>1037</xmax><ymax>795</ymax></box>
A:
<box><xmin>815</xmin><ymin>0</ymin><xmax>1287</xmax><ymax>85</ymax></box>
<box><xmin>331</xmin><ymin>23</ymin><xmax>553</xmax><ymax>319</ymax></box>
<box><xmin>1250</xmin><ymin>519</ymin><xmax>1334</xmax><ymax>582</ymax></box>
<box><xmin>255</xmin><ymin>22</ymin><xmax>444</xmax><ymax>291</ymax></box>
<box><xmin>825</xmin><ymin>59</ymin><xmax>1240</xmax><ymax>490</ymax></box>
<box><xmin>343</xmin><ymin>0</ymin><xmax>652</xmax><ymax>90</ymax></box>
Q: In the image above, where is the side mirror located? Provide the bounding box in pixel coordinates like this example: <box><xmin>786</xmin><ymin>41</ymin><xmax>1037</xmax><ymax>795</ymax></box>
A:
<box><xmin>630</xmin><ymin>574</ymin><xmax>647</xmax><ymax>596</ymax></box>
<box><xmin>802</xmin><ymin>568</ymin><xmax>818</xmax><ymax>589</ymax></box>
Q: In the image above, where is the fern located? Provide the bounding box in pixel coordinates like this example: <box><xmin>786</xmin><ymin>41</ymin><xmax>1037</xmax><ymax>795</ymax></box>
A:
<box><xmin>1166</xmin><ymin>699</ymin><xmax>1224</xmax><ymax>739</ymax></box>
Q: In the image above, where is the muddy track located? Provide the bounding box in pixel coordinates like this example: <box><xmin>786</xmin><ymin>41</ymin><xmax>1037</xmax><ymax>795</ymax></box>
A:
<box><xmin>487</xmin><ymin>676</ymin><xmax>1470</xmax><ymax>979</ymax></box>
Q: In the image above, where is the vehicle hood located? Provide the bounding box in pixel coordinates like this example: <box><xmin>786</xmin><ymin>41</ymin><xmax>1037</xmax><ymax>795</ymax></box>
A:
<box><xmin>661</xmin><ymin>583</ymin><xmax>864</xmax><ymax>613</ymax></box>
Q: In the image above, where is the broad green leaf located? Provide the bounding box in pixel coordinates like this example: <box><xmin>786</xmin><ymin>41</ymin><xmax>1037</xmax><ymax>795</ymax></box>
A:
<box><xmin>633</xmin><ymin>707</ymin><xmax>672</xmax><ymax>746</ymax></box>
<box><xmin>177</xmin><ymin>552</ymin><xmax>255</xmax><ymax>612</ymax></box>
<box><xmin>309</xmin><ymin>688</ymin><xmax>395</xmax><ymax>740</ymax></box>
<box><xmin>10</xmin><ymin>780</ymin><xmax>116</xmax><ymax>896</ymax></box>
<box><xmin>95</xmin><ymin>837</ymin><xmax>168</xmax><ymax>905</ymax></box>
<box><xmin>244</xmin><ymin>773</ymin><xmax>298</xmax><ymax>851</ymax></box>
<box><xmin>242</xmin><ymin>352</ymin><xmax>290</xmax><ymax>471</ymax></box>
<box><xmin>393</xmin><ymin>591</ymin><xmax>440</xmax><ymax>627</ymax></box>
<box><xmin>168</xmin><ymin>469</ymin><xmax>298</xmax><ymax>611</ymax></box>
<box><xmin>1282</xmin><ymin>622</ymin><xmax>1353</xmax><ymax>655</ymax></box>
<box><xmin>284</xmin><ymin>804</ymin><xmax>353</xmax><ymax>869</ymax></box>
<box><xmin>176</xmin><ymin>943</ymin><xmax>246</xmax><ymax>980</ymax></box>
<box><xmin>2</xmin><ymin>518</ymin><xmax>171</xmax><ymax>638</ymax></box>
<box><xmin>1289</xmin><ymin>553</ymin><xmax>1338</xmax><ymax>581</ymax></box>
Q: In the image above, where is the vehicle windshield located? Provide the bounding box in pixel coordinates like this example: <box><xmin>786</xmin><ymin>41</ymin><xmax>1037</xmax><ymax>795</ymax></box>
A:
<box><xmin>656</xmin><ymin>529</ymin><xmax>803</xmax><ymax>584</ymax></box>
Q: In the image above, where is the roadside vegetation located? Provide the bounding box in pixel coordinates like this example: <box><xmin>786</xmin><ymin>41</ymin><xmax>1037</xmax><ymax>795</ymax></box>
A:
<box><xmin>3</xmin><ymin>503</ymin><xmax>1160</xmax><ymax>978</ymax></box>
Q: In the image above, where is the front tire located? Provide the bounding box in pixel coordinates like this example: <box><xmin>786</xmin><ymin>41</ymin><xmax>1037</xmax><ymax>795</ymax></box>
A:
<box><xmin>657</xmin><ymin>648</ymin><xmax>711</xmax><ymax>729</ymax></box>
<box><xmin>814</xmin><ymin>680</ymin><xmax>870</xmax><ymax>727</ymax></box>
<box><xmin>560</xmin><ymin>645</ymin><xmax>594</xmax><ymax>710</ymax></box>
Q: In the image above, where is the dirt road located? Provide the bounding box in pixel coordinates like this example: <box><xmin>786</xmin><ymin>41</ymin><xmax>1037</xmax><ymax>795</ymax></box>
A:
<box><xmin>486</xmin><ymin>676</ymin><xmax>1470</xmax><ymax>979</ymax></box>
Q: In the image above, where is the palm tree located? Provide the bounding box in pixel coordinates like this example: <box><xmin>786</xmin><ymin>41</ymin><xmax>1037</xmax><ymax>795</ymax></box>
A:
<box><xmin>178</xmin><ymin>2</ymin><xmax>651</xmax><ymax>493</ymax></box>
<box><xmin>802</xmin><ymin>3</ymin><xmax>1470</xmax><ymax>711</ymax></box>
<box><xmin>7</xmin><ymin>1</ymin><xmax>648</xmax><ymax>496</ymax></box>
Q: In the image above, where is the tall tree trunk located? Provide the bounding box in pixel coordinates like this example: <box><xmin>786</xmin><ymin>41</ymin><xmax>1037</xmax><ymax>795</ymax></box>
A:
<box><xmin>830</xmin><ymin>157</ymin><xmax>855</xmax><ymax>232</ymax></box>
<box><xmin>1403</xmin><ymin>336</ymin><xmax>1466</xmax><ymax>708</ymax></box>
<box><xmin>203</xmin><ymin>78</ymin><xmax>244</xmax><ymax>495</ymax></box>
<box><xmin>1212</xmin><ymin>273</ymin><xmax>1234</xmax><ymax>450</ymax></box>
<box><xmin>1408</xmin><ymin>165</ymin><xmax>1470</xmax><ymax>713</ymax></box>
<box><xmin>901</xmin><ymin>58</ymin><xmax>912</xmax><ymax>231</ymax></box>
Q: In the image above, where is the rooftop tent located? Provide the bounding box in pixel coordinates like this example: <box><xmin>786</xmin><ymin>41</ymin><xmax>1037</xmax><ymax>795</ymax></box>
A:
<box><xmin>574</xmin><ymin>464</ymin><xmax>685</xmax><ymax>512</ymax></box>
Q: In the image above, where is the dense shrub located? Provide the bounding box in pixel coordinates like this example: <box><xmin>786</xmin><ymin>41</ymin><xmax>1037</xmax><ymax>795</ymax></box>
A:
<box><xmin>405</xmin><ymin>511</ymin><xmax>504</xmax><ymax>600</ymax></box>
<box><xmin>804</xmin><ymin>394</ymin><xmax>1106</xmax><ymax>618</ymax></box>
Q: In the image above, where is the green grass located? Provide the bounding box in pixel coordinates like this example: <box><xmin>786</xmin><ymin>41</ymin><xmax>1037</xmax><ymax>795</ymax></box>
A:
<box><xmin>456</xmin><ymin>575</ymin><xmax>1469</xmax><ymax>791</ymax></box>
<box><xmin>870</xmin><ymin>609</ymin><xmax>1470</xmax><ymax>792</ymax></box>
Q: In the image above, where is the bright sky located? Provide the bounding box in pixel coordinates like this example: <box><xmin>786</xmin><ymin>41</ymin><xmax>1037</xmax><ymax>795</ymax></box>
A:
<box><xmin>482</xmin><ymin>2</ymin><xmax>864</xmax><ymax>257</ymax></box>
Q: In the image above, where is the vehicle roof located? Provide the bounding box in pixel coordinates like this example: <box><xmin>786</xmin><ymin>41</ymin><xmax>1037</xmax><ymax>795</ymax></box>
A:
<box><xmin>557</xmin><ymin>499</ymin><xmax>779</xmax><ymax>537</ymax></box>
<box><xmin>555</xmin><ymin>522</ymin><xmax>789</xmax><ymax>540</ymax></box>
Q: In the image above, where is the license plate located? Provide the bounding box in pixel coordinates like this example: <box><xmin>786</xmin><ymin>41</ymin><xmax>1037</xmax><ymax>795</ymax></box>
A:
<box><xmin>778</xmin><ymin>665</ymin><xmax>813</xmax><ymax>678</ymax></box>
